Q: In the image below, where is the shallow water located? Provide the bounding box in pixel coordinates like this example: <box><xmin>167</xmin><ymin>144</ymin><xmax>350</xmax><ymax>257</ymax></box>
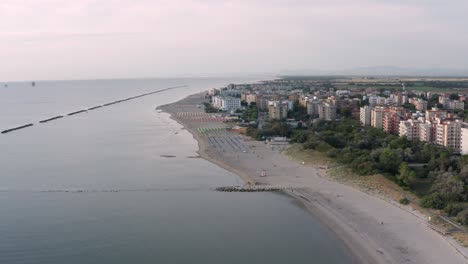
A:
<box><xmin>0</xmin><ymin>78</ymin><xmax>355</xmax><ymax>263</ymax></box>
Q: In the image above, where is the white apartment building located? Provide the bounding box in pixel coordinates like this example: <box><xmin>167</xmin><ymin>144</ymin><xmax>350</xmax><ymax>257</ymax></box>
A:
<box><xmin>242</xmin><ymin>93</ymin><xmax>257</xmax><ymax>105</ymax></box>
<box><xmin>435</xmin><ymin>121</ymin><xmax>461</xmax><ymax>152</ymax></box>
<box><xmin>307</xmin><ymin>99</ymin><xmax>320</xmax><ymax>117</ymax></box>
<box><xmin>208</xmin><ymin>88</ymin><xmax>220</xmax><ymax>96</ymax></box>
<box><xmin>461</xmin><ymin>123</ymin><xmax>468</xmax><ymax>155</ymax></box>
<box><xmin>399</xmin><ymin>120</ymin><xmax>421</xmax><ymax>140</ymax></box>
<box><xmin>425</xmin><ymin>108</ymin><xmax>448</xmax><ymax>121</ymax></box>
<box><xmin>389</xmin><ymin>94</ymin><xmax>408</xmax><ymax>106</ymax></box>
<box><xmin>371</xmin><ymin>106</ymin><xmax>387</xmax><ymax>129</ymax></box>
<box><xmin>419</xmin><ymin>122</ymin><xmax>432</xmax><ymax>142</ymax></box>
<box><xmin>360</xmin><ymin>106</ymin><xmax>372</xmax><ymax>126</ymax></box>
<box><xmin>212</xmin><ymin>96</ymin><xmax>241</xmax><ymax>112</ymax></box>
<box><xmin>449</xmin><ymin>101</ymin><xmax>465</xmax><ymax>110</ymax></box>
<box><xmin>368</xmin><ymin>96</ymin><xmax>388</xmax><ymax>107</ymax></box>
<box><xmin>268</xmin><ymin>101</ymin><xmax>288</xmax><ymax>120</ymax></box>
<box><xmin>335</xmin><ymin>90</ymin><xmax>350</xmax><ymax>96</ymax></box>
<box><xmin>318</xmin><ymin>103</ymin><xmax>336</xmax><ymax>121</ymax></box>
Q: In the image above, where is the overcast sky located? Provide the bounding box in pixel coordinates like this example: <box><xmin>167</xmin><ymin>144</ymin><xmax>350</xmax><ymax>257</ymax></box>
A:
<box><xmin>0</xmin><ymin>0</ymin><xmax>467</xmax><ymax>81</ymax></box>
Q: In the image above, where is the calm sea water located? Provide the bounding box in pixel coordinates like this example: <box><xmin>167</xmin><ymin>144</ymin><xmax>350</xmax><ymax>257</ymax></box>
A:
<box><xmin>0</xmin><ymin>78</ymin><xmax>355</xmax><ymax>263</ymax></box>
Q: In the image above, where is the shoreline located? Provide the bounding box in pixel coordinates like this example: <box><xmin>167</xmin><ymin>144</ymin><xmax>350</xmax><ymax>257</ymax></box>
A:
<box><xmin>158</xmin><ymin>91</ymin><xmax>468</xmax><ymax>264</ymax></box>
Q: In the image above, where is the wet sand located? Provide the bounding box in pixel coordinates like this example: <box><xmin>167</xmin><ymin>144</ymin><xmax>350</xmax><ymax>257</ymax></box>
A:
<box><xmin>159</xmin><ymin>92</ymin><xmax>468</xmax><ymax>264</ymax></box>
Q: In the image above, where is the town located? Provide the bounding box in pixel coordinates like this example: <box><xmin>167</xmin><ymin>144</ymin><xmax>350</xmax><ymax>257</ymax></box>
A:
<box><xmin>207</xmin><ymin>76</ymin><xmax>468</xmax><ymax>154</ymax></box>
<box><xmin>203</xmin><ymin>76</ymin><xmax>468</xmax><ymax>225</ymax></box>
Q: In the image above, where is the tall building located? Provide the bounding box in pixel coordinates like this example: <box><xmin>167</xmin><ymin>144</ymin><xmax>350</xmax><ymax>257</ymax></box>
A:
<box><xmin>368</xmin><ymin>96</ymin><xmax>387</xmax><ymax>107</ymax></box>
<box><xmin>439</xmin><ymin>95</ymin><xmax>450</xmax><ymax>108</ymax></box>
<box><xmin>410</xmin><ymin>98</ymin><xmax>428</xmax><ymax>111</ymax></box>
<box><xmin>419</xmin><ymin>122</ymin><xmax>432</xmax><ymax>142</ymax></box>
<box><xmin>256</xmin><ymin>97</ymin><xmax>269</xmax><ymax>110</ymax></box>
<box><xmin>435</xmin><ymin>121</ymin><xmax>461</xmax><ymax>152</ymax></box>
<box><xmin>390</xmin><ymin>93</ymin><xmax>408</xmax><ymax>106</ymax></box>
<box><xmin>307</xmin><ymin>99</ymin><xmax>320</xmax><ymax>118</ymax></box>
<box><xmin>399</xmin><ymin>120</ymin><xmax>421</xmax><ymax>140</ymax></box>
<box><xmin>288</xmin><ymin>93</ymin><xmax>300</xmax><ymax>102</ymax></box>
<box><xmin>461</xmin><ymin>123</ymin><xmax>468</xmax><ymax>155</ymax></box>
<box><xmin>371</xmin><ymin>106</ymin><xmax>387</xmax><ymax>129</ymax></box>
<box><xmin>448</xmin><ymin>100</ymin><xmax>465</xmax><ymax>110</ymax></box>
<box><xmin>318</xmin><ymin>103</ymin><xmax>336</xmax><ymax>121</ymax></box>
<box><xmin>383</xmin><ymin>112</ymin><xmax>401</xmax><ymax>134</ymax></box>
<box><xmin>425</xmin><ymin>108</ymin><xmax>448</xmax><ymax>121</ymax></box>
<box><xmin>212</xmin><ymin>96</ymin><xmax>241</xmax><ymax>112</ymax></box>
<box><xmin>241</xmin><ymin>93</ymin><xmax>257</xmax><ymax>105</ymax></box>
<box><xmin>268</xmin><ymin>101</ymin><xmax>288</xmax><ymax>120</ymax></box>
<box><xmin>299</xmin><ymin>96</ymin><xmax>309</xmax><ymax>107</ymax></box>
<box><xmin>208</xmin><ymin>88</ymin><xmax>220</xmax><ymax>96</ymax></box>
<box><xmin>360</xmin><ymin>106</ymin><xmax>372</xmax><ymax>126</ymax></box>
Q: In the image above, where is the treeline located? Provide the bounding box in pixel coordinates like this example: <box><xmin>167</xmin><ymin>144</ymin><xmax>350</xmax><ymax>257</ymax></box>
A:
<box><xmin>290</xmin><ymin>120</ymin><xmax>468</xmax><ymax>224</ymax></box>
<box><xmin>247</xmin><ymin>121</ymin><xmax>291</xmax><ymax>139</ymax></box>
<box><xmin>203</xmin><ymin>102</ymin><xmax>221</xmax><ymax>113</ymax></box>
<box><xmin>407</xmin><ymin>81</ymin><xmax>468</xmax><ymax>89</ymax></box>
<box><xmin>241</xmin><ymin>102</ymin><xmax>258</xmax><ymax>121</ymax></box>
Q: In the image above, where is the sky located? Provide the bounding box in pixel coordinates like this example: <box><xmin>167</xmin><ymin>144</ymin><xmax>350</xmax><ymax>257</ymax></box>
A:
<box><xmin>0</xmin><ymin>0</ymin><xmax>467</xmax><ymax>81</ymax></box>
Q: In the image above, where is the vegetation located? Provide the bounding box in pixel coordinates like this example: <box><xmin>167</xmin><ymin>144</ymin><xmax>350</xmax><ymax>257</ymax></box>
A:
<box><xmin>203</xmin><ymin>102</ymin><xmax>221</xmax><ymax>113</ymax></box>
<box><xmin>286</xmin><ymin>119</ymin><xmax>468</xmax><ymax>213</ymax></box>
<box><xmin>247</xmin><ymin>121</ymin><xmax>291</xmax><ymax>140</ymax></box>
<box><xmin>287</xmin><ymin>102</ymin><xmax>308</xmax><ymax>120</ymax></box>
<box><xmin>241</xmin><ymin>102</ymin><xmax>258</xmax><ymax>121</ymax></box>
<box><xmin>239</xmin><ymin>78</ymin><xmax>468</xmax><ymax>220</ymax></box>
<box><xmin>399</xmin><ymin>197</ymin><xmax>410</xmax><ymax>205</ymax></box>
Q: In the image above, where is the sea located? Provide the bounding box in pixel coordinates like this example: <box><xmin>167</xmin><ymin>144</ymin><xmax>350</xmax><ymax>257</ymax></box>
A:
<box><xmin>0</xmin><ymin>78</ymin><xmax>355</xmax><ymax>263</ymax></box>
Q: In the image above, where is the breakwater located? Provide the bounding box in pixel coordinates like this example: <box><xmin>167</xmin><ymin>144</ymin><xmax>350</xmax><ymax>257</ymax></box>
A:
<box><xmin>1</xmin><ymin>123</ymin><xmax>34</xmax><ymax>134</ymax></box>
<box><xmin>39</xmin><ymin>116</ymin><xmax>64</xmax><ymax>123</ymax></box>
<box><xmin>1</xmin><ymin>85</ymin><xmax>186</xmax><ymax>135</ymax></box>
<box><xmin>215</xmin><ymin>185</ymin><xmax>298</xmax><ymax>192</ymax></box>
<box><xmin>67</xmin><ymin>110</ymin><xmax>87</xmax><ymax>116</ymax></box>
<box><xmin>87</xmin><ymin>106</ymin><xmax>103</xmax><ymax>111</ymax></box>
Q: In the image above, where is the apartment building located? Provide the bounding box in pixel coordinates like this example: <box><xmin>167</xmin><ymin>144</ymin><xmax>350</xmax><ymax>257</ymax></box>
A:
<box><xmin>268</xmin><ymin>101</ymin><xmax>288</xmax><ymax>120</ymax></box>
<box><xmin>318</xmin><ymin>103</ymin><xmax>336</xmax><ymax>121</ymax></box>
<box><xmin>360</xmin><ymin>106</ymin><xmax>372</xmax><ymax>126</ymax></box>
<box><xmin>410</xmin><ymin>98</ymin><xmax>428</xmax><ymax>111</ymax></box>
<box><xmin>461</xmin><ymin>123</ymin><xmax>468</xmax><ymax>155</ymax></box>
<box><xmin>425</xmin><ymin>108</ymin><xmax>448</xmax><ymax>121</ymax></box>
<box><xmin>371</xmin><ymin>106</ymin><xmax>387</xmax><ymax>129</ymax></box>
<box><xmin>241</xmin><ymin>93</ymin><xmax>257</xmax><ymax>105</ymax></box>
<box><xmin>208</xmin><ymin>88</ymin><xmax>220</xmax><ymax>96</ymax></box>
<box><xmin>435</xmin><ymin>121</ymin><xmax>461</xmax><ymax>152</ymax></box>
<box><xmin>383</xmin><ymin>112</ymin><xmax>401</xmax><ymax>134</ymax></box>
<box><xmin>307</xmin><ymin>99</ymin><xmax>320</xmax><ymax>118</ymax></box>
<box><xmin>212</xmin><ymin>95</ymin><xmax>241</xmax><ymax>112</ymax></box>
<box><xmin>448</xmin><ymin>101</ymin><xmax>465</xmax><ymax>110</ymax></box>
<box><xmin>389</xmin><ymin>93</ymin><xmax>408</xmax><ymax>106</ymax></box>
<box><xmin>399</xmin><ymin>120</ymin><xmax>421</xmax><ymax>140</ymax></box>
<box><xmin>419</xmin><ymin>122</ymin><xmax>432</xmax><ymax>142</ymax></box>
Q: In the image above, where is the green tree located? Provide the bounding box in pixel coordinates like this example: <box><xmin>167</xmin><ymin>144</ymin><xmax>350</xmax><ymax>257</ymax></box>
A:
<box><xmin>421</xmin><ymin>192</ymin><xmax>446</xmax><ymax>209</ymax></box>
<box><xmin>397</xmin><ymin>162</ymin><xmax>416</xmax><ymax>186</ymax></box>
<box><xmin>449</xmin><ymin>93</ymin><xmax>460</xmax><ymax>100</ymax></box>
<box><xmin>378</xmin><ymin>148</ymin><xmax>401</xmax><ymax>174</ymax></box>
<box><xmin>431</xmin><ymin>171</ymin><xmax>465</xmax><ymax>201</ymax></box>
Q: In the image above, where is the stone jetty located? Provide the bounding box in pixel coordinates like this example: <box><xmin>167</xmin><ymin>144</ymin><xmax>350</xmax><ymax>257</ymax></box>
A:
<box><xmin>1</xmin><ymin>85</ymin><xmax>188</xmax><ymax>135</ymax></box>
<box><xmin>215</xmin><ymin>185</ymin><xmax>293</xmax><ymax>192</ymax></box>
<box><xmin>1</xmin><ymin>123</ymin><xmax>34</xmax><ymax>134</ymax></box>
<box><xmin>67</xmin><ymin>110</ymin><xmax>87</xmax><ymax>116</ymax></box>
<box><xmin>39</xmin><ymin>115</ymin><xmax>64</xmax><ymax>123</ymax></box>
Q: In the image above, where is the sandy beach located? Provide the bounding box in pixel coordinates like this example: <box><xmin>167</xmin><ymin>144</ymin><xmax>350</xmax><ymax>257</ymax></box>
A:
<box><xmin>159</xmin><ymin>92</ymin><xmax>468</xmax><ymax>264</ymax></box>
